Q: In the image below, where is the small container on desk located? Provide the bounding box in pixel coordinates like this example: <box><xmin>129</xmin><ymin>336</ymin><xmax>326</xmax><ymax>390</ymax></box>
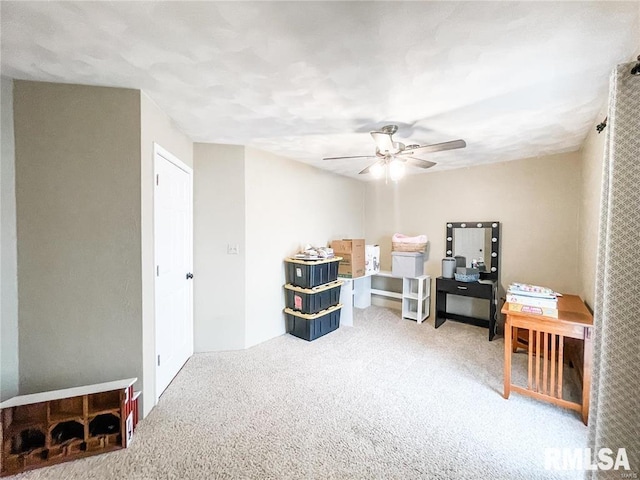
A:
<box><xmin>454</xmin><ymin>272</ymin><xmax>480</xmax><ymax>282</ymax></box>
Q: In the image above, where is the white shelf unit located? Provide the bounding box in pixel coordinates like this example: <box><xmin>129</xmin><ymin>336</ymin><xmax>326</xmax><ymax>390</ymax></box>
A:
<box><xmin>370</xmin><ymin>271</ymin><xmax>431</xmax><ymax>323</ymax></box>
<box><xmin>402</xmin><ymin>276</ymin><xmax>430</xmax><ymax>322</ymax></box>
<box><xmin>370</xmin><ymin>271</ymin><xmax>403</xmax><ymax>300</ymax></box>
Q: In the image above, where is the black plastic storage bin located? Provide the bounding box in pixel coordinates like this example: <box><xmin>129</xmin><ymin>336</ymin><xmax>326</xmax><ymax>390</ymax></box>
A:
<box><xmin>284</xmin><ymin>257</ymin><xmax>340</xmax><ymax>288</ymax></box>
<box><xmin>284</xmin><ymin>304</ymin><xmax>342</xmax><ymax>341</ymax></box>
<box><xmin>284</xmin><ymin>280</ymin><xmax>343</xmax><ymax>314</ymax></box>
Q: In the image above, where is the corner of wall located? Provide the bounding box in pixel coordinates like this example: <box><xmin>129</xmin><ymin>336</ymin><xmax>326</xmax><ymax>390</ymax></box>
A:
<box><xmin>242</xmin><ymin>148</ymin><xmax>365</xmax><ymax>348</ymax></box>
<box><xmin>636</xmin><ymin>6</ymin><xmax>640</xmax><ymax>55</ymax></box>
<box><xmin>1</xmin><ymin>76</ymin><xmax>19</xmax><ymax>401</ymax></box>
<box><xmin>576</xmin><ymin>48</ymin><xmax>640</xmax><ymax>309</ymax></box>
<box><xmin>192</xmin><ymin>143</ymin><xmax>247</xmax><ymax>353</ymax></box>
<box><xmin>576</xmin><ymin>115</ymin><xmax>606</xmax><ymax>307</ymax></box>
<box><xmin>140</xmin><ymin>91</ymin><xmax>194</xmax><ymax>418</ymax></box>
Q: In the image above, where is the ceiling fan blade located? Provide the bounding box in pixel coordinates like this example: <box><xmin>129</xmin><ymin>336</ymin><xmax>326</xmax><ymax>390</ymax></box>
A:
<box><xmin>359</xmin><ymin>160</ymin><xmax>383</xmax><ymax>175</ymax></box>
<box><xmin>370</xmin><ymin>131</ymin><xmax>395</xmax><ymax>153</ymax></box>
<box><xmin>323</xmin><ymin>155</ymin><xmax>377</xmax><ymax>161</ymax></box>
<box><xmin>402</xmin><ymin>139</ymin><xmax>466</xmax><ymax>155</ymax></box>
<box><xmin>401</xmin><ymin>156</ymin><xmax>437</xmax><ymax>169</ymax></box>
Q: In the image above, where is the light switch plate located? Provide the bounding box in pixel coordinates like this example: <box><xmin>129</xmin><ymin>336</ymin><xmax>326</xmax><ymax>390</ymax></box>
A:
<box><xmin>227</xmin><ymin>244</ymin><xmax>239</xmax><ymax>255</ymax></box>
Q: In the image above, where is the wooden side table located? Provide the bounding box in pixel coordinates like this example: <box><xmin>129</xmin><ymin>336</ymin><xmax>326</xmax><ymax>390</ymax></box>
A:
<box><xmin>502</xmin><ymin>294</ymin><xmax>593</xmax><ymax>424</ymax></box>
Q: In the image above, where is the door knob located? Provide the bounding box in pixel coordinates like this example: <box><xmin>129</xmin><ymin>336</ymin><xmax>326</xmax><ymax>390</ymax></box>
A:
<box><xmin>186</xmin><ymin>272</ymin><xmax>194</xmax><ymax>280</ymax></box>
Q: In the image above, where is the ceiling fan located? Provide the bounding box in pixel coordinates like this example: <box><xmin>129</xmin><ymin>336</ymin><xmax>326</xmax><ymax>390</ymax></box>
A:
<box><xmin>323</xmin><ymin>125</ymin><xmax>466</xmax><ymax>180</ymax></box>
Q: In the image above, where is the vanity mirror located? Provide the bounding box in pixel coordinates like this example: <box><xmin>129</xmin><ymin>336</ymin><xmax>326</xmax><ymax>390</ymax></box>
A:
<box><xmin>445</xmin><ymin>221</ymin><xmax>500</xmax><ymax>280</ymax></box>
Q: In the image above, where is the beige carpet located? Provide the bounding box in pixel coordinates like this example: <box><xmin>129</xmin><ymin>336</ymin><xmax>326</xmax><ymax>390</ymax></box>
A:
<box><xmin>13</xmin><ymin>307</ymin><xmax>587</xmax><ymax>479</ymax></box>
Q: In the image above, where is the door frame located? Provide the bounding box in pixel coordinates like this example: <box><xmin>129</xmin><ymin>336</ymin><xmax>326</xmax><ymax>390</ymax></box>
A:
<box><xmin>153</xmin><ymin>142</ymin><xmax>194</xmax><ymax>404</ymax></box>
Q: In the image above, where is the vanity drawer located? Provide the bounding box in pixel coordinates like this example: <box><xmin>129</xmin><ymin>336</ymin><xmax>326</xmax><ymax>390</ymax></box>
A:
<box><xmin>436</xmin><ymin>277</ymin><xmax>493</xmax><ymax>298</ymax></box>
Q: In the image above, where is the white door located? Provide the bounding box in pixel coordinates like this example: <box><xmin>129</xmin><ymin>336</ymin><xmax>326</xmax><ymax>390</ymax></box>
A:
<box><xmin>154</xmin><ymin>144</ymin><xmax>193</xmax><ymax>399</ymax></box>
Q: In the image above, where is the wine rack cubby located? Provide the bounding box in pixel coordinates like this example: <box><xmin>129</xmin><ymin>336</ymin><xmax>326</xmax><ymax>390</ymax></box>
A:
<box><xmin>0</xmin><ymin>378</ymin><xmax>138</xmax><ymax>476</ymax></box>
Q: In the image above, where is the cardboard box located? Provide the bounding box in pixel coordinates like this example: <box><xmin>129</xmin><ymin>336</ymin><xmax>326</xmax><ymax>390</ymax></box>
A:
<box><xmin>365</xmin><ymin>244</ymin><xmax>380</xmax><ymax>275</ymax></box>
<box><xmin>331</xmin><ymin>239</ymin><xmax>365</xmax><ymax>278</ymax></box>
<box><xmin>337</xmin><ymin>253</ymin><xmax>365</xmax><ymax>278</ymax></box>
<box><xmin>331</xmin><ymin>239</ymin><xmax>365</xmax><ymax>255</ymax></box>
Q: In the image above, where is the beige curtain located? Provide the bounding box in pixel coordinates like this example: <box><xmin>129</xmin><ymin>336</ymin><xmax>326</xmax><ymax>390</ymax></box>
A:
<box><xmin>589</xmin><ymin>62</ymin><xmax>640</xmax><ymax>478</ymax></box>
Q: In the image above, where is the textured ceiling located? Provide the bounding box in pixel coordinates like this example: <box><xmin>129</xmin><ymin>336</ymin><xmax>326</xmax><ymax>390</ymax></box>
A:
<box><xmin>1</xmin><ymin>1</ymin><xmax>638</xmax><ymax>179</ymax></box>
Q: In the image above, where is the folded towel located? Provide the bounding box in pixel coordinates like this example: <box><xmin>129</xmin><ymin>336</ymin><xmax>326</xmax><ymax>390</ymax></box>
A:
<box><xmin>392</xmin><ymin>233</ymin><xmax>428</xmax><ymax>244</ymax></box>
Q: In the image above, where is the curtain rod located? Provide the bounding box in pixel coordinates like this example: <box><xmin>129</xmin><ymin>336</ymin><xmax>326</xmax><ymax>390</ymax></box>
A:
<box><xmin>595</xmin><ymin>56</ymin><xmax>640</xmax><ymax>133</ymax></box>
<box><xmin>631</xmin><ymin>55</ymin><xmax>640</xmax><ymax>76</ymax></box>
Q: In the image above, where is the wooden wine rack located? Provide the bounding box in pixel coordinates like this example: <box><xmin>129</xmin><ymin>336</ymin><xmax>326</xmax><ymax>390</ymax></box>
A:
<box><xmin>0</xmin><ymin>378</ymin><xmax>138</xmax><ymax>476</ymax></box>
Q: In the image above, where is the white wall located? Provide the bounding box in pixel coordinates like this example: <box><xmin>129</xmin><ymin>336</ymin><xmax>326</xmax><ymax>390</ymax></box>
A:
<box><xmin>244</xmin><ymin>147</ymin><xmax>365</xmax><ymax>347</ymax></box>
<box><xmin>14</xmin><ymin>81</ymin><xmax>143</xmax><ymax>395</ymax></box>
<box><xmin>11</xmin><ymin>84</ymin><xmax>193</xmax><ymax>416</ymax></box>
<box><xmin>578</xmin><ymin>109</ymin><xmax>606</xmax><ymax>310</ymax></box>
<box><xmin>578</xmin><ymin>46</ymin><xmax>640</xmax><ymax>310</ymax></box>
<box><xmin>140</xmin><ymin>92</ymin><xmax>193</xmax><ymax>416</ymax></box>
<box><xmin>193</xmin><ymin>143</ymin><xmax>246</xmax><ymax>352</ymax></box>
<box><xmin>365</xmin><ymin>152</ymin><xmax>583</xmax><ymax>320</ymax></box>
<box><xmin>1</xmin><ymin>76</ymin><xmax>19</xmax><ymax>401</ymax></box>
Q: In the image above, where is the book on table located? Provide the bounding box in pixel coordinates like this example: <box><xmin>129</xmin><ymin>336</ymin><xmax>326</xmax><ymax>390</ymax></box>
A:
<box><xmin>507</xmin><ymin>302</ymin><xmax>559</xmax><ymax>318</ymax></box>
<box><xmin>507</xmin><ymin>282</ymin><xmax>558</xmax><ymax>317</ymax></box>
<box><xmin>506</xmin><ymin>293</ymin><xmax>558</xmax><ymax>309</ymax></box>
<box><xmin>508</xmin><ymin>282</ymin><xmax>558</xmax><ymax>299</ymax></box>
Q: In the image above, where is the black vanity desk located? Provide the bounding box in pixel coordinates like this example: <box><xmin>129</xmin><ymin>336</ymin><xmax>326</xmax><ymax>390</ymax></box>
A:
<box><xmin>435</xmin><ymin>277</ymin><xmax>498</xmax><ymax>341</ymax></box>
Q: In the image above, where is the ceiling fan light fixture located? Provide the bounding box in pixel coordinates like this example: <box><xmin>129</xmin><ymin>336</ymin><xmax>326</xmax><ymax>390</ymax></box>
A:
<box><xmin>370</xmin><ymin>131</ymin><xmax>395</xmax><ymax>154</ymax></box>
<box><xmin>370</xmin><ymin>162</ymin><xmax>384</xmax><ymax>178</ymax></box>
<box><xmin>389</xmin><ymin>159</ymin><xmax>405</xmax><ymax>182</ymax></box>
<box><xmin>325</xmin><ymin>124</ymin><xmax>466</xmax><ymax>179</ymax></box>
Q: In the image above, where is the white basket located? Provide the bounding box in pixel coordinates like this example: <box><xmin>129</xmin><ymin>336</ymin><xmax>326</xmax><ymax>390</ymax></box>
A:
<box><xmin>455</xmin><ymin>272</ymin><xmax>480</xmax><ymax>283</ymax></box>
<box><xmin>392</xmin><ymin>242</ymin><xmax>427</xmax><ymax>253</ymax></box>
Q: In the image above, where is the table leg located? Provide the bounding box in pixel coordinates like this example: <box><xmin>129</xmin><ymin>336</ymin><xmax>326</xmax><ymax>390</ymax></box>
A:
<box><xmin>504</xmin><ymin>316</ymin><xmax>512</xmax><ymax>399</ymax></box>
<box><xmin>435</xmin><ymin>289</ymin><xmax>447</xmax><ymax>328</ymax></box>
<box><xmin>582</xmin><ymin>327</ymin><xmax>593</xmax><ymax>425</ymax></box>
<box><xmin>489</xmin><ymin>295</ymin><xmax>496</xmax><ymax>341</ymax></box>
<box><xmin>353</xmin><ymin>276</ymin><xmax>372</xmax><ymax>309</ymax></box>
<box><xmin>338</xmin><ymin>279</ymin><xmax>354</xmax><ymax>327</ymax></box>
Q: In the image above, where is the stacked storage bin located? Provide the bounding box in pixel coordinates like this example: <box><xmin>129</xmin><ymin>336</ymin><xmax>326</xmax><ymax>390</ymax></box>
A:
<box><xmin>283</xmin><ymin>257</ymin><xmax>343</xmax><ymax>341</ymax></box>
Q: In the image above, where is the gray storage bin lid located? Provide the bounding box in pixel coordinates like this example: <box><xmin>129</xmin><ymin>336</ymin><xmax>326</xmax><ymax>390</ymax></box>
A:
<box><xmin>391</xmin><ymin>251</ymin><xmax>424</xmax><ymax>258</ymax></box>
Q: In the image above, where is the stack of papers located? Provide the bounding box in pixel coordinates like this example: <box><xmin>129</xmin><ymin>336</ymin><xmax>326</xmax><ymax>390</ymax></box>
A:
<box><xmin>507</xmin><ymin>283</ymin><xmax>559</xmax><ymax>318</ymax></box>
